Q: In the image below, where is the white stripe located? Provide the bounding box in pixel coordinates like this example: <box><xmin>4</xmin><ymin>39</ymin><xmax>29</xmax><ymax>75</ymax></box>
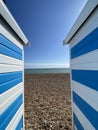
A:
<box><xmin>22</xmin><ymin>50</ymin><xmax>25</xmax><ymax>130</ymax></box>
<box><xmin>6</xmin><ymin>105</ymin><xmax>23</xmax><ymax>130</ymax></box>
<box><xmin>0</xmin><ymin>54</ymin><xmax>23</xmax><ymax>66</ymax></box>
<box><xmin>0</xmin><ymin>82</ymin><xmax>23</xmax><ymax>105</ymax></box>
<box><xmin>71</xmin><ymin>61</ymin><xmax>98</xmax><ymax>70</ymax></box>
<box><xmin>69</xmin><ymin>45</ymin><xmax>74</xmax><ymax>130</ymax></box>
<box><xmin>72</xmin><ymin>80</ymin><xmax>98</xmax><ymax>112</ymax></box>
<box><xmin>73</xmin><ymin>102</ymin><xmax>95</xmax><ymax>130</ymax></box>
<box><xmin>0</xmin><ymin>64</ymin><xmax>23</xmax><ymax>73</ymax></box>
<box><xmin>71</xmin><ymin>49</ymin><xmax>98</xmax><ymax>70</ymax></box>
<box><xmin>71</xmin><ymin>49</ymin><xmax>98</xmax><ymax>65</ymax></box>
<box><xmin>0</xmin><ymin>88</ymin><xmax>23</xmax><ymax>114</ymax></box>
<box><xmin>0</xmin><ymin>22</ymin><xmax>23</xmax><ymax>49</ymax></box>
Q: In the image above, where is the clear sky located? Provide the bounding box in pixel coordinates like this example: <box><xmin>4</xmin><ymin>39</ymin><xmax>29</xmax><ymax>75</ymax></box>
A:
<box><xmin>5</xmin><ymin>0</ymin><xmax>87</xmax><ymax>68</ymax></box>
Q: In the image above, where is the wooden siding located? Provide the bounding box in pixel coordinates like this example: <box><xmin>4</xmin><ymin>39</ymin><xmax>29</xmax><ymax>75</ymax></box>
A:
<box><xmin>0</xmin><ymin>34</ymin><xmax>24</xmax><ymax>130</ymax></box>
<box><xmin>0</xmin><ymin>94</ymin><xmax>23</xmax><ymax>129</ymax></box>
<box><xmin>63</xmin><ymin>1</ymin><xmax>98</xmax><ymax>130</ymax></box>
<box><xmin>70</xmin><ymin>27</ymin><xmax>98</xmax><ymax>129</ymax></box>
<box><xmin>0</xmin><ymin>0</ymin><xmax>28</xmax><ymax>45</ymax></box>
<box><xmin>73</xmin><ymin>113</ymin><xmax>84</xmax><ymax>130</ymax></box>
<box><xmin>73</xmin><ymin>102</ymin><xmax>95</xmax><ymax>130</ymax></box>
<box><xmin>71</xmin><ymin>28</ymin><xmax>98</xmax><ymax>59</ymax></box>
<box><xmin>6</xmin><ymin>105</ymin><xmax>23</xmax><ymax>130</ymax></box>
<box><xmin>72</xmin><ymin>80</ymin><xmax>98</xmax><ymax>111</ymax></box>
<box><xmin>0</xmin><ymin>16</ymin><xmax>23</xmax><ymax>49</ymax></box>
<box><xmin>70</xmin><ymin>7</ymin><xmax>98</xmax><ymax>49</ymax></box>
<box><xmin>63</xmin><ymin>0</ymin><xmax>98</xmax><ymax>45</ymax></box>
<box><xmin>71</xmin><ymin>49</ymin><xmax>98</xmax><ymax>70</ymax></box>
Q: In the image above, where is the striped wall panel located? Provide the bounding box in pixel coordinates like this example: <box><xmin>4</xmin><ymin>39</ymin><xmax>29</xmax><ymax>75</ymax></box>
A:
<box><xmin>71</xmin><ymin>27</ymin><xmax>98</xmax><ymax>59</ymax></box>
<box><xmin>71</xmin><ymin>49</ymin><xmax>98</xmax><ymax>70</ymax></box>
<box><xmin>0</xmin><ymin>17</ymin><xmax>23</xmax><ymax>49</ymax></box>
<box><xmin>72</xmin><ymin>70</ymin><xmax>98</xmax><ymax>91</ymax></box>
<box><xmin>70</xmin><ymin>7</ymin><xmax>98</xmax><ymax>49</ymax></box>
<box><xmin>73</xmin><ymin>102</ymin><xmax>95</xmax><ymax>130</ymax></box>
<box><xmin>73</xmin><ymin>113</ymin><xmax>84</xmax><ymax>130</ymax></box>
<box><xmin>0</xmin><ymin>34</ymin><xmax>24</xmax><ymax>130</ymax></box>
<box><xmin>70</xmin><ymin>27</ymin><xmax>98</xmax><ymax>130</ymax></box>
<box><xmin>6</xmin><ymin>105</ymin><xmax>23</xmax><ymax>130</ymax></box>
<box><xmin>0</xmin><ymin>94</ymin><xmax>23</xmax><ymax>130</ymax></box>
<box><xmin>0</xmin><ymin>34</ymin><xmax>22</xmax><ymax>60</ymax></box>
<box><xmin>72</xmin><ymin>80</ymin><xmax>98</xmax><ymax>112</ymax></box>
<box><xmin>73</xmin><ymin>92</ymin><xmax>98</xmax><ymax>129</ymax></box>
<box><xmin>15</xmin><ymin>116</ymin><xmax>23</xmax><ymax>130</ymax></box>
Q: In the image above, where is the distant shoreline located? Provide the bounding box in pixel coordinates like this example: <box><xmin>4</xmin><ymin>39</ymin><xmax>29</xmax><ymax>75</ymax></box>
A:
<box><xmin>24</xmin><ymin>68</ymin><xmax>70</xmax><ymax>74</ymax></box>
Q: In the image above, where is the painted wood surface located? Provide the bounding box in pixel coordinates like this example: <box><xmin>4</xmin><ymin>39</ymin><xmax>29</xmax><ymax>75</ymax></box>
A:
<box><xmin>64</xmin><ymin>0</ymin><xmax>98</xmax><ymax>45</ymax></box>
<box><xmin>70</xmin><ymin>7</ymin><xmax>98</xmax><ymax>49</ymax></box>
<box><xmin>64</xmin><ymin>1</ymin><xmax>98</xmax><ymax>129</ymax></box>
<box><xmin>0</xmin><ymin>34</ymin><xmax>23</xmax><ymax>130</ymax></box>
<box><xmin>0</xmin><ymin>17</ymin><xmax>23</xmax><ymax>49</ymax></box>
<box><xmin>71</xmin><ymin>27</ymin><xmax>98</xmax><ymax>130</ymax></box>
<box><xmin>0</xmin><ymin>0</ymin><xmax>28</xmax><ymax>45</ymax></box>
<box><xmin>73</xmin><ymin>102</ymin><xmax>95</xmax><ymax>130</ymax></box>
<box><xmin>0</xmin><ymin>0</ymin><xmax>29</xmax><ymax>129</ymax></box>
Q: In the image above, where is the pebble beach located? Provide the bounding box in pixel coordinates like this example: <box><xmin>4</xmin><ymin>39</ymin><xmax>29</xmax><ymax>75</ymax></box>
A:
<box><xmin>24</xmin><ymin>73</ymin><xmax>72</xmax><ymax>130</ymax></box>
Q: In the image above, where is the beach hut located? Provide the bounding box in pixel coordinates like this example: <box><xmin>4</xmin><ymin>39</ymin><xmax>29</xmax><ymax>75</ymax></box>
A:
<box><xmin>0</xmin><ymin>0</ymin><xmax>29</xmax><ymax>129</ymax></box>
<box><xmin>63</xmin><ymin>0</ymin><xmax>98</xmax><ymax>129</ymax></box>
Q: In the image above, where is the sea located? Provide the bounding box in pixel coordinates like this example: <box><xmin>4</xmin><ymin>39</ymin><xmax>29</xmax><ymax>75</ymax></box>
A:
<box><xmin>24</xmin><ymin>68</ymin><xmax>70</xmax><ymax>74</ymax></box>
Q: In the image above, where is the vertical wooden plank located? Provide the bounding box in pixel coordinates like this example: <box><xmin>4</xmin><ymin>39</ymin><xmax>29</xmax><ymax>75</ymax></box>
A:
<box><xmin>22</xmin><ymin>48</ymin><xmax>25</xmax><ymax>130</ymax></box>
<box><xmin>69</xmin><ymin>44</ymin><xmax>74</xmax><ymax>129</ymax></box>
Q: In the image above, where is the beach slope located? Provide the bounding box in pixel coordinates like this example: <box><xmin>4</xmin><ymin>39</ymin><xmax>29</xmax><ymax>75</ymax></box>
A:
<box><xmin>24</xmin><ymin>73</ymin><xmax>72</xmax><ymax>130</ymax></box>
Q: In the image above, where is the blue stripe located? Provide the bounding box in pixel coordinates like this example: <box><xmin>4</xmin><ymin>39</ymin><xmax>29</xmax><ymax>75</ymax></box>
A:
<box><xmin>72</xmin><ymin>70</ymin><xmax>98</xmax><ymax>91</ymax></box>
<box><xmin>0</xmin><ymin>71</ymin><xmax>22</xmax><ymax>84</ymax></box>
<box><xmin>0</xmin><ymin>44</ymin><xmax>22</xmax><ymax>60</ymax></box>
<box><xmin>0</xmin><ymin>77</ymin><xmax>22</xmax><ymax>94</ymax></box>
<box><xmin>73</xmin><ymin>92</ymin><xmax>98</xmax><ymax>129</ymax></box>
<box><xmin>15</xmin><ymin>116</ymin><xmax>23</xmax><ymax>130</ymax></box>
<box><xmin>0</xmin><ymin>94</ymin><xmax>23</xmax><ymax>130</ymax></box>
<box><xmin>71</xmin><ymin>27</ymin><xmax>98</xmax><ymax>59</ymax></box>
<box><xmin>73</xmin><ymin>113</ymin><xmax>84</xmax><ymax>130</ymax></box>
<box><xmin>0</xmin><ymin>34</ymin><xmax>22</xmax><ymax>55</ymax></box>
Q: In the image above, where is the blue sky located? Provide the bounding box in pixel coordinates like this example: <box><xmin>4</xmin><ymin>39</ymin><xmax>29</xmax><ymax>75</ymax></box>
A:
<box><xmin>6</xmin><ymin>0</ymin><xmax>87</xmax><ymax>68</ymax></box>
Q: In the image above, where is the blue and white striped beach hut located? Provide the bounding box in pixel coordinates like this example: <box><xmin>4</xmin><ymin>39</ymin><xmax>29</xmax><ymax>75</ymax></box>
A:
<box><xmin>64</xmin><ymin>0</ymin><xmax>98</xmax><ymax>129</ymax></box>
<box><xmin>0</xmin><ymin>0</ymin><xmax>29</xmax><ymax>129</ymax></box>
